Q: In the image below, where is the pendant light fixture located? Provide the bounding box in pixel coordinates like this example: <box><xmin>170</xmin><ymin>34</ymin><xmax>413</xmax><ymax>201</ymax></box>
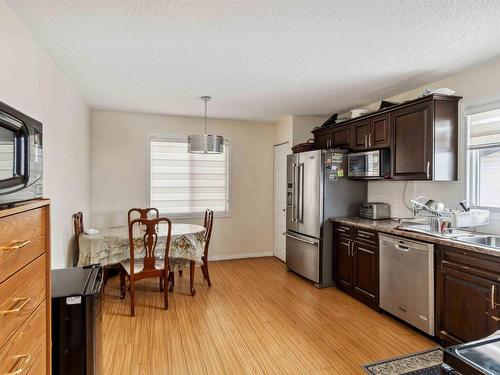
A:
<box><xmin>188</xmin><ymin>96</ymin><xmax>224</xmax><ymax>154</ymax></box>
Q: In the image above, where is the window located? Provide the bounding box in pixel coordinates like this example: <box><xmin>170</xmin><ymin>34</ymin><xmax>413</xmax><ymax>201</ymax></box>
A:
<box><xmin>467</xmin><ymin>108</ymin><xmax>500</xmax><ymax>210</ymax></box>
<box><xmin>149</xmin><ymin>136</ymin><xmax>230</xmax><ymax>217</ymax></box>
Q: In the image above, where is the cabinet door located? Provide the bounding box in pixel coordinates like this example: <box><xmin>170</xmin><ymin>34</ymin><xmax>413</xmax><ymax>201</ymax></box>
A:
<box><xmin>438</xmin><ymin>266</ymin><xmax>499</xmax><ymax>345</ymax></box>
<box><xmin>370</xmin><ymin>114</ymin><xmax>390</xmax><ymax>148</ymax></box>
<box><xmin>314</xmin><ymin>131</ymin><xmax>333</xmax><ymax>149</ymax></box>
<box><xmin>352</xmin><ymin>120</ymin><xmax>370</xmax><ymax>150</ymax></box>
<box><xmin>332</xmin><ymin>125</ymin><xmax>352</xmax><ymax>149</ymax></box>
<box><xmin>391</xmin><ymin>101</ymin><xmax>434</xmax><ymax>180</ymax></box>
<box><xmin>352</xmin><ymin>242</ymin><xmax>379</xmax><ymax>306</ymax></box>
<box><xmin>334</xmin><ymin>236</ymin><xmax>353</xmax><ymax>291</ymax></box>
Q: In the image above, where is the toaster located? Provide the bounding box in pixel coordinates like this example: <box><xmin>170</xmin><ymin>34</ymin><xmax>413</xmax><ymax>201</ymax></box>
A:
<box><xmin>359</xmin><ymin>202</ymin><xmax>391</xmax><ymax>220</ymax></box>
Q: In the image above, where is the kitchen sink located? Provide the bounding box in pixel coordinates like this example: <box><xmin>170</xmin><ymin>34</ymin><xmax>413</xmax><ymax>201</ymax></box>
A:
<box><xmin>457</xmin><ymin>235</ymin><xmax>500</xmax><ymax>249</ymax></box>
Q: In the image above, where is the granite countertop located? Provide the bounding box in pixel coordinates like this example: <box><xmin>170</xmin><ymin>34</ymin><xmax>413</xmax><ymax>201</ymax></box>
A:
<box><xmin>330</xmin><ymin>217</ymin><xmax>500</xmax><ymax>258</ymax></box>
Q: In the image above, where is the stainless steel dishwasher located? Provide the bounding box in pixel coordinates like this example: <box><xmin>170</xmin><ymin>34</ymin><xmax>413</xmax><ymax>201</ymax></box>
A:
<box><xmin>379</xmin><ymin>234</ymin><xmax>435</xmax><ymax>335</ymax></box>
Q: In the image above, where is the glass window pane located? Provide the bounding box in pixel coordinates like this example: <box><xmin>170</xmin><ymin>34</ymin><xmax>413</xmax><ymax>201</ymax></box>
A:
<box><xmin>478</xmin><ymin>147</ymin><xmax>500</xmax><ymax>208</ymax></box>
<box><xmin>149</xmin><ymin>138</ymin><xmax>230</xmax><ymax>215</ymax></box>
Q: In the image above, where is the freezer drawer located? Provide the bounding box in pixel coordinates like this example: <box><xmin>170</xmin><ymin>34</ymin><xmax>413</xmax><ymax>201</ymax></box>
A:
<box><xmin>285</xmin><ymin>231</ymin><xmax>320</xmax><ymax>283</ymax></box>
<box><xmin>379</xmin><ymin>234</ymin><xmax>434</xmax><ymax>335</ymax></box>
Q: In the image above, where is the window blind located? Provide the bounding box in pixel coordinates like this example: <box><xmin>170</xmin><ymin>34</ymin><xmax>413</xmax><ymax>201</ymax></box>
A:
<box><xmin>468</xmin><ymin>108</ymin><xmax>500</xmax><ymax>149</ymax></box>
<box><xmin>149</xmin><ymin>137</ymin><xmax>230</xmax><ymax>216</ymax></box>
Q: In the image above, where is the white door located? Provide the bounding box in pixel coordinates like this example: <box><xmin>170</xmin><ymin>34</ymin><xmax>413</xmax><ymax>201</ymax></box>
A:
<box><xmin>274</xmin><ymin>142</ymin><xmax>289</xmax><ymax>262</ymax></box>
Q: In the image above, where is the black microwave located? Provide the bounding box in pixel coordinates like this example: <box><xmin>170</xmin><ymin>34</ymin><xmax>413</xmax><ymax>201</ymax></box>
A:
<box><xmin>0</xmin><ymin>101</ymin><xmax>43</xmax><ymax>207</ymax></box>
<box><xmin>347</xmin><ymin>149</ymin><xmax>390</xmax><ymax>179</ymax></box>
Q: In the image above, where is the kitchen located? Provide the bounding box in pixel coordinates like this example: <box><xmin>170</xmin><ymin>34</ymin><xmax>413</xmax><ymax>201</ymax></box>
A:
<box><xmin>282</xmin><ymin>92</ymin><xmax>500</xmax><ymax>373</ymax></box>
<box><xmin>2</xmin><ymin>1</ymin><xmax>500</xmax><ymax>374</ymax></box>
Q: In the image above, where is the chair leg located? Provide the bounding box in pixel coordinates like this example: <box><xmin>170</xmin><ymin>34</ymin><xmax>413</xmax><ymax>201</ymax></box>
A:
<box><xmin>163</xmin><ymin>272</ymin><xmax>169</xmax><ymax>310</ymax></box>
<box><xmin>169</xmin><ymin>271</ymin><xmax>175</xmax><ymax>292</ymax></box>
<box><xmin>119</xmin><ymin>269</ymin><xmax>126</xmax><ymax>299</ymax></box>
<box><xmin>204</xmin><ymin>260</ymin><xmax>212</xmax><ymax>287</ymax></box>
<box><xmin>130</xmin><ymin>279</ymin><xmax>135</xmax><ymax>317</ymax></box>
<box><xmin>159</xmin><ymin>275</ymin><xmax>164</xmax><ymax>292</ymax></box>
<box><xmin>190</xmin><ymin>261</ymin><xmax>196</xmax><ymax>296</ymax></box>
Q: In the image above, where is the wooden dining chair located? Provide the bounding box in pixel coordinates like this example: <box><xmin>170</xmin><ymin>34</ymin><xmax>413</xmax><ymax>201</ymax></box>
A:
<box><xmin>119</xmin><ymin>217</ymin><xmax>172</xmax><ymax>316</ymax></box>
<box><xmin>128</xmin><ymin>207</ymin><xmax>159</xmax><ymax>222</ymax></box>
<box><xmin>201</xmin><ymin>209</ymin><xmax>214</xmax><ymax>287</ymax></box>
<box><xmin>173</xmin><ymin>209</ymin><xmax>214</xmax><ymax>295</ymax></box>
<box><xmin>72</xmin><ymin>212</ymin><xmax>84</xmax><ymax>266</ymax></box>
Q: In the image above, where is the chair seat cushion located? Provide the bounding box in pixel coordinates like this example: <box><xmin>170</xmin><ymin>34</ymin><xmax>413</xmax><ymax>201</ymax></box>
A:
<box><xmin>120</xmin><ymin>258</ymin><xmax>166</xmax><ymax>275</ymax></box>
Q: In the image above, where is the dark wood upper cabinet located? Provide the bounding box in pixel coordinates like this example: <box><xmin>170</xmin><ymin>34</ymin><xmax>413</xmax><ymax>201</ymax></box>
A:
<box><xmin>332</xmin><ymin>124</ymin><xmax>352</xmax><ymax>148</ymax></box>
<box><xmin>353</xmin><ymin>120</ymin><xmax>370</xmax><ymax>150</ymax></box>
<box><xmin>391</xmin><ymin>101</ymin><xmax>434</xmax><ymax>180</ymax></box>
<box><xmin>312</xmin><ymin>94</ymin><xmax>461</xmax><ymax>180</ymax></box>
<box><xmin>370</xmin><ymin>114</ymin><xmax>390</xmax><ymax>148</ymax></box>
<box><xmin>390</xmin><ymin>97</ymin><xmax>458</xmax><ymax>181</ymax></box>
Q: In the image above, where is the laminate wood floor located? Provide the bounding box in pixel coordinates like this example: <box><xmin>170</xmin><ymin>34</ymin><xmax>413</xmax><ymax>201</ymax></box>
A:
<box><xmin>102</xmin><ymin>257</ymin><xmax>434</xmax><ymax>374</ymax></box>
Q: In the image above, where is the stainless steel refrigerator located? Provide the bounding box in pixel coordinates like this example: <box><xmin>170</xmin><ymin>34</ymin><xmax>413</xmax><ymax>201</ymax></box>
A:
<box><xmin>286</xmin><ymin>149</ymin><xmax>367</xmax><ymax>288</ymax></box>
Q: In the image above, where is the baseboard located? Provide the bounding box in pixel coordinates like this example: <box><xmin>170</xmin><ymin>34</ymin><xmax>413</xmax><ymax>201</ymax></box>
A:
<box><xmin>208</xmin><ymin>252</ymin><xmax>274</xmax><ymax>261</ymax></box>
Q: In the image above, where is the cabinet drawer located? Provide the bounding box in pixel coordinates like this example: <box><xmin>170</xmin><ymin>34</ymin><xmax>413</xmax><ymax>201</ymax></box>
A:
<box><xmin>335</xmin><ymin>225</ymin><xmax>352</xmax><ymax>237</ymax></box>
<box><xmin>0</xmin><ymin>207</ymin><xmax>47</xmax><ymax>283</ymax></box>
<box><xmin>354</xmin><ymin>228</ymin><xmax>378</xmax><ymax>246</ymax></box>
<box><xmin>0</xmin><ymin>301</ymin><xmax>46</xmax><ymax>375</ymax></box>
<box><xmin>0</xmin><ymin>255</ymin><xmax>46</xmax><ymax>349</ymax></box>
<box><xmin>440</xmin><ymin>246</ymin><xmax>500</xmax><ymax>281</ymax></box>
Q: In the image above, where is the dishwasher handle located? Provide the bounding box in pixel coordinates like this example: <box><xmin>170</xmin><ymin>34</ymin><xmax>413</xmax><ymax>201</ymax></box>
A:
<box><xmin>395</xmin><ymin>244</ymin><xmax>410</xmax><ymax>252</ymax></box>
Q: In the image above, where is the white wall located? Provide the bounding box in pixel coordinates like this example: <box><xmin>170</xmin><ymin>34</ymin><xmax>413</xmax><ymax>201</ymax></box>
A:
<box><xmin>365</xmin><ymin>57</ymin><xmax>500</xmax><ymax>234</ymax></box>
<box><xmin>90</xmin><ymin>110</ymin><xmax>274</xmax><ymax>260</ymax></box>
<box><xmin>0</xmin><ymin>0</ymin><xmax>91</xmax><ymax>268</ymax></box>
<box><xmin>291</xmin><ymin>115</ymin><xmax>328</xmax><ymax>147</ymax></box>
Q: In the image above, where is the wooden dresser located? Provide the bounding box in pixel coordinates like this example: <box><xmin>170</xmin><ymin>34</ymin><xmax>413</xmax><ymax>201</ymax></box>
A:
<box><xmin>0</xmin><ymin>199</ymin><xmax>50</xmax><ymax>375</ymax></box>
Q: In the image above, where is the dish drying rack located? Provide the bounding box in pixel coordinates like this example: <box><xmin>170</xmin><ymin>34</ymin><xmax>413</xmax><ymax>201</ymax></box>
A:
<box><xmin>410</xmin><ymin>197</ymin><xmax>490</xmax><ymax>234</ymax></box>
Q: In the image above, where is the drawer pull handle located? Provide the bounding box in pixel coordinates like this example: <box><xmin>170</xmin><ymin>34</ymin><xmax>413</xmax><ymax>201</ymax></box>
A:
<box><xmin>0</xmin><ymin>240</ymin><xmax>31</xmax><ymax>251</ymax></box>
<box><xmin>0</xmin><ymin>298</ymin><xmax>31</xmax><ymax>315</ymax></box>
<box><xmin>357</xmin><ymin>233</ymin><xmax>371</xmax><ymax>239</ymax></box>
<box><xmin>3</xmin><ymin>353</ymin><xmax>32</xmax><ymax>375</ymax></box>
<box><xmin>337</xmin><ymin>228</ymin><xmax>348</xmax><ymax>233</ymax></box>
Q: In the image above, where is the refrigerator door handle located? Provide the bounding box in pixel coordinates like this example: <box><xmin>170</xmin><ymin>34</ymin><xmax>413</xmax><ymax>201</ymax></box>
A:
<box><xmin>299</xmin><ymin>163</ymin><xmax>304</xmax><ymax>224</ymax></box>
<box><xmin>294</xmin><ymin>163</ymin><xmax>299</xmax><ymax>222</ymax></box>
<box><xmin>284</xmin><ymin>232</ymin><xmax>319</xmax><ymax>246</ymax></box>
<box><xmin>291</xmin><ymin>163</ymin><xmax>296</xmax><ymax>222</ymax></box>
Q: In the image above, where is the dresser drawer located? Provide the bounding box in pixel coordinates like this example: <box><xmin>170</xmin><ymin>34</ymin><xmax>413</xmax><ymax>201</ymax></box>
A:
<box><xmin>0</xmin><ymin>301</ymin><xmax>46</xmax><ymax>375</ymax></box>
<box><xmin>27</xmin><ymin>344</ymin><xmax>46</xmax><ymax>375</ymax></box>
<box><xmin>0</xmin><ymin>254</ymin><xmax>46</xmax><ymax>349</ymax></box>
<box><xmin>0</xmin><ymin>207</ymin><xmax>47</xmax><ymax>283</ymax></box>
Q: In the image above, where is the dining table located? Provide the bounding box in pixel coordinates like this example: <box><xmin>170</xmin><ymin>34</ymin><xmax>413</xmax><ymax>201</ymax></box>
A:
<box><xmin>77</xmin><ymin>223</ymin><xmax>206</xmax><ymax>271</ymax></box>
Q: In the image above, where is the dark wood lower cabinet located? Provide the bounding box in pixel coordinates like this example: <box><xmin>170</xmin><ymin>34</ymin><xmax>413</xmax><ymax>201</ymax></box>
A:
<box><xmin>335</xmin><ymin>235</ymin><xmax>353</xmax><ymax>291</ymax></box>
<box><xmin>436</xmin><ymin>245</ymin><xmax>500</xmax><ymax>347</ymax></box>
<box><xmin>333</xmin><ymin>224</ymin><xmax>379</xmax><ymax>309</ymax></box>
<box><xmin>352</xmin><ymin>242</ymin><xmax>379</xmax><ymax>307</ymax></box>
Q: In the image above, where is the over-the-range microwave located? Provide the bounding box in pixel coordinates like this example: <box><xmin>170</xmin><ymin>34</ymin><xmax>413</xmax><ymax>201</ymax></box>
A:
<box><xmin>347</xmin><ymin>149</ymin><xmax>390</xmax><ymax>179</ymax></box>
<box><xmin>0</xmin><ymin>101</ymin><xmax>43</xmax><ymax>207</ymax></box>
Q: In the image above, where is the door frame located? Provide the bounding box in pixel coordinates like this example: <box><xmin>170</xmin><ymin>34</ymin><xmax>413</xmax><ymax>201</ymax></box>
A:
<box><xmin>273</xmin><ymin>142</ymin><xmax>290</xmax><ymax>262</ymax></box>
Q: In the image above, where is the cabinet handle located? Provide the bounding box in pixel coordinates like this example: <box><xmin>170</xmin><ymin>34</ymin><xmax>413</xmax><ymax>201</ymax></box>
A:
<box><xmin>0</xmin><ymin>240</ymin><xmax>31</xmax><ymax>251</ymax></box>
<box><xmin>491</xmin><ymin>285</ymin><xmax>499</xmax><ymax>310</ymax></box>
<box><xmin>357</xmin><ymin>233</ymin><xmax>371</xmax><ymax>239</ymax></box>
<box><xmin>350</xmin><ymin>241</ymin><xmax>355</xmax><ymax>257</ymax></box>
<box><xmin>368</xmin><ymin>133</ymin><xmax>372</xmax><ymax>147</ymax></box>
<box><xmin>0</xmin><ymin>297</ymin><xmax>31</xmax><ymax>315</ymax></box>
<box><xmin>3</xmin><ymin>353</ymin><xmax>32</xmax><ymax>375</ymax></box>
<box><xmin>426</xmin><ymin>161</ymin><xmax>431</xmax><ymax>179</ymax></box>
<box><xmin>337</xmin><ymin>227</ymin><xmax>348</xmax><ymax>233</ymax></box>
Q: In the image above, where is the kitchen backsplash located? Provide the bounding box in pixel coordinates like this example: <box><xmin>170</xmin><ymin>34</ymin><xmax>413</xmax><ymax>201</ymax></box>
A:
<box><xmin>368</xmin><ymin>180</ymin><xmax>500</xmax><ymax>234</ymax></box>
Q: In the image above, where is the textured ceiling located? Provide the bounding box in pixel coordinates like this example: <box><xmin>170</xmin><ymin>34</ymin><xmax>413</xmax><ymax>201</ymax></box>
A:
<box><xmin>6</xmin><ymin>0</ymin><xmax>500</xmax><ymax>122</ymax></box>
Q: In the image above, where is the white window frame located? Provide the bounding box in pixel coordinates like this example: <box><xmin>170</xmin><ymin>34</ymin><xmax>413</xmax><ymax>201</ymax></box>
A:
<box><xmin>147</xmin><ymin>134</ymin><xmax>232</xmax><ymax>219</ymax></box>
<box><xmin>464</xmin><ymin>100</ymin><xmax>500</xmax><ymax>214</ymax></box>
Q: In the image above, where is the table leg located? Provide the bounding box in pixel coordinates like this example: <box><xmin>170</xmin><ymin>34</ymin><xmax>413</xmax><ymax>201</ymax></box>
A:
<box><xmin>190</xmin><ymin>261</ymin><xmax>196</xmax><ymax>296</ymax></box>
